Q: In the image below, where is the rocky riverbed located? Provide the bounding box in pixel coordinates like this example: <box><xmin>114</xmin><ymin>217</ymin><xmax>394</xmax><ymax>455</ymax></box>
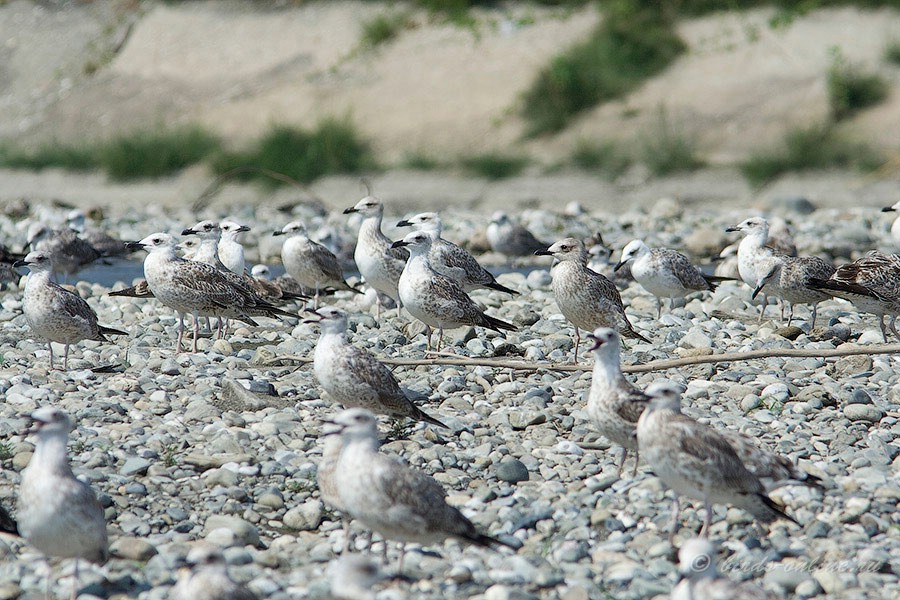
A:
<box><xmin>0</xmin><ymin>195</ymin><xmax>898</xmax><ymax>600</ymax></box>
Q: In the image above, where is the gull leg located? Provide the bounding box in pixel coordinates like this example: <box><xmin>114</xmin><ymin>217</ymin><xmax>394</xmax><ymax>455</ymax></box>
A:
<box><xmin>48</xmin><ymin>343</ymin><xmax>55</xmax><ymax>370</ymax></box>
<box><xmin>573</xmin><ymin>326</ymin><xmax>581</xmax><ymax>364</ymax></box>
<box><xmin>890</xmin><ymin>316</ymin><xmax>900</xmax><ymax>342</ymax></box>
<box><xmin>879</xmin><ymin>315</ymin><xmax>889</xmax><ymax>342</ymax></box>
<box><xmin>375</xmin><ymin>295</ymin><xmax>381</xmax><ymax>321</ymax></box>
<box><xmin>63</xmin><ymin>343</ymin><xmax>70</xmax><ymax>370</ymax></box>
<box><xmin>396</xmin><ymin>300</ymin><xmax>403</xmax><ymax>320</ymax></box>
<box><xmin>436</xmin><ymin>327</ymin><xmax>444</xmax><ymax>353</ymax></box>
<box><xmin>616</xmin><ymin>449</ymin><xmax>628</xmax><ymax>476</ymax></box>
<box><xmin>699</xmin><ymin>497</ymin><xmax>713</xmax><ymax>538</ymax></box>
<box><xmin>631</xmin><ymin>449</ymin><xmax>640</xmax><ymax>477</ymax></box>
<box><xmin>313</xmin><ymin>287</ymin><xmax>320</xmax><ymax>311</ymax></box>
<box><xmin>657</xmin><ymin>298</ymin><xmax>663</xmax><ymax>320</ymax></box>
<box><xmin>396</xmin><ymin>543</ymin><xmax>406</xmax><ymax>578</ymax></box>
<box><xmin>757</xmin><ymin>293</ymin><xmax>767</xmax><ymax>323</ymax></box>
<box><xmin>668</xmin><ymin>496</ymin><xmax>681</xmax><ymax>544</ymax></box>
<box><xmin>341</xmin><ymin>517</ymin><xmax>351</xmax><ymax>554</ymax></box>
<box><xmin>810</xmin><ymin>303</ymin><xmax>818</xmax><ymax>329</ymax></box>
<box><xmin>424</xmin><ymin>325</ymin><xmax>432</xmax><ymax>352</ymax></box>
<box><xmin>786</xmin><ymin>302</ymin><xmax>794</xmax><ymax>326</ymax></box>
<box><xmin>192</xmin><ymin>311</ymin><xmax>200</xmax><ymax>353</ymax></box>
<box><xmin>71</xmin><ymin>558</ymin><xmax>79</xmax><ymax>600</ymax></box>
<box><xmin>176</xmin><ymin>313</ymin><xmax>185</xmax><ymax>351</ymax></box>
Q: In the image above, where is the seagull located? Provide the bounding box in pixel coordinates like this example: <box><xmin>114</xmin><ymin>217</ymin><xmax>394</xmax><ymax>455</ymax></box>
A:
<box><xmin>486</xmin><ymin>211</ymin><xmax>547</xmax><ymax>257</ymax></box>
<box><xmin>126</xmin><ymin>233</ymin><xmax>294</xmax><ymax>352</ymax></box>
<box><xmin>726</xmin><ymin>217</ymin><xmax>777</xmax><ymax>321</ymax></box>
<box><xmin>17</xmin><ymin>251</ymin><xmax>127</xmax><ymax>369</ymax></box>
<box><xmin>808</xmin><ymin>250</ymin><xmax>900</xmax><ymax>341</ymax></box>
<box><xmin>393</xmin><ymin>231</ymin><xmax>516</xmax><ymax>352</ymax></box>
<box><xmin>305</xmin><ymin>307</ymin><xmax>447</xmax><ymax>427</ymax></box>
<box><xmin>248</xmin><ymin>264</ymin><xmax>308</xmax><ymax>304</ymax></box>
<box><xmin>171</xmin><ymin>545</ymin><xmax>258</xmax><ymax>600</ymax></box>
<box><xmin>217</xmin><ymin>220</ymin><xmax>251</xmax><ymax>275</ymax></box>
<box><xmin>108</xmin><ymin>279</ymin><xmax>154</xmax><ymax>299</ymax></box>
<box><xmin>396</xmin><ymin>212</ymin><xmax>518</xmax><ymax>294</ymax></box>
<box><xmin>318</xmin><ymin>425</ymin><xmax>354</xmax><ymax>553</ymax></box>
<box><xmin>65</xmin><ymin>209</ymin><xmax>135</xmax><ymax>258</ymax></box>
<box><xmin>585</xmin><ymin>328</ymin><xmax>648</xmax><ymax>476</ymax></box>
<box><xmin>636</xmin><ymin>382</ymin><xmax>797</xmax><ymax>540</ymax></box>
<box><xmin>274</xmin><ymin>221</ymin><xmax>361</xmax><ymax>308</ymax></box>
<box><xmin>671</xmin><ymin>538</ymin><xmax>777</xmax><ymax>600</ymax></box>
<box><xmin>343</xmin><ymin>196</ymin><xmax>408</xmax><ymax>319</ymax></box>
<box><xmin>18</xmin><ymin>406</ymin><xmax>109</xmax><ymax>600</ymax></box>
<box><xmin>614</xmin><ymin>239</ymin><xmax>730</xmax><ymax>319</ymax></box>
<box><xmin>24</xmin><ymin>223</ymin><xmax>103</xmax><ymax>280</ymax></box>
<box><xmin>750</xmin><ymin>253</ymin><xmax>836</xmax><ymax>328</ymax></box>
<box><xmin>881</xmin><ymin>201</ymin><xmax>900</xmax><ymax>246</ymax></box>
<box><xmin>535</xmin><ymin>237</ymin><xmax>648</xmax><ymax>362</ymax></box>
<box><xmin>329</xmin><ymin>408</ymin><xmax>514</xmax><ymax>574</ymax></box>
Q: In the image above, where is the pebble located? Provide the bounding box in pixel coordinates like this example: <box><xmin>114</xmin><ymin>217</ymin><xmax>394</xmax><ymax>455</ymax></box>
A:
<box><xmin>495</xmin><ymin>459</ymin><xmax>529</xmax><ymax>483</ymax></box>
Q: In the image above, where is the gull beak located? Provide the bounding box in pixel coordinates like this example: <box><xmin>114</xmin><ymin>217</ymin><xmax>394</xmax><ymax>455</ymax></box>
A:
<box><xmin>586</xmin><ymin>334</ymin><xmax>603</xmax><ymax>352</ymax></box>
<box><xmin>124</xmin><ymin>241</ymin><xmax>145</xmax><ymax>251</ymax></box>
<box><xmin>613</xmin><ymin>260</ymin><xmax>627</xmax><ymax>272</ymax></box>
<box><xmin>751</xmin><ymin>284</ymin><xmax>765</xmax><ymax>299</ymax></box>
<box><xmin>390</xmin><ymin>240</ymin><xmax>409</xmax><ymax>249</ymax></box>
<box><xmin>882</xmin><ymin>206</ymin><xmax>897</xmax><ymax>213</ymax></box>
<box><xmin>237</xmin><ymin>225</ymin><xmax>251</xmax><ymax>233</ymax></box>
<box><xmin>725</xmin><ymin>226</ymin><xmax>740</xmax><ymax>233</ymax></box>
<box><xmin>533</xmin><ymin>249</ymin><xmax>552</xmax><ymax>256</ymax></box>
<box><xmin>181</xmin><ymin>228</ymin><xmax>197</xmax><ymax>236</ymax></box>
<box><xmin>302</xmin><ymin>308</ymin><xmax>323</xmax><ymax>324</ymax></box>
<box><xmin>343</xmin><ymin>207</ymin><xmax>358</xmax><ymax>214</ymax></box>
<box><xmin>396</xmin><ymin>219</ymin><xmax>412</xmax><ymax>227</ymax></box>
<box><xmin>12</xmin><ymin>259</ymin><xmax>28</xmax><ymax>268</ymax></box>
<box><xmin>272</xmin><ymin>230</ymin><xmax>285</xmax><ymax>236</ymax></box>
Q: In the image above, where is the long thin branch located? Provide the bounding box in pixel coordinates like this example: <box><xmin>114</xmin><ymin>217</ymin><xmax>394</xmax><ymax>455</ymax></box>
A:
<box><xmin>258</xmin><ymin>343</ymin><xmax>900</xmax><ymax>373</ymax></box>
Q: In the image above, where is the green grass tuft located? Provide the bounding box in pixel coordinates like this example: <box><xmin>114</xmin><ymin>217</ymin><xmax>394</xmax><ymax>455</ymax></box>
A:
<box><xmin>638</xmin><ymin>109</ymin><xmax>703</xmax><ymax>176</ymax></box>
<box><xmin>403</xmin><ymin>152</ymin><xmax>443</xmax><ymax>170</ymax></box>
<box><xmin>361</xmin><ymin>11</ymin><xmax>411</xmax><ymax>49</ymax></box>
<box><xmin>211</xmin><ymin>118</ymin><xmax>377</xmax><ymax>186</ymax></box>
<box><xmin>460</xmin><ymin>152</ymin><xmax>529</xmax><ymax>179</ymax></box>
<box><xmin>521</xmin><ymin>1</ymin><xmax>686</xmax><ymax>136</ymax></box>
<box><xmin>886</xmin><ymin>40</ymin><xmax>900</xmax><ymax>65</ymax></box>
<box><xmin>827</xmin><ymin>48</ymin><xmax>889</xmax><ymax>121</ymax></box>
<box><xmin>0</xmin><ymin>142</ymin><xmax>98</xmax><ymax>172</ymax></box>
<box><xmin>740</xmin><ymin>123</ymin><xmax>884</xmax><ymax>186</ymax></box>
<box><xmin>570</xmin><ymin>139</ymin><xmax>631</xmax><ymax>178</ymax></box>
<box><xmin>100</xmin><ymin>126</ymin><xmax>221</xmax><ymax>181</ymax></box>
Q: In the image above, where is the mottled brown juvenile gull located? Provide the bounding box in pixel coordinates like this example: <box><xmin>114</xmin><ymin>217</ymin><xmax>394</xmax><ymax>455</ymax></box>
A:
<box><xmin>636</xmin><ymin>382</ymin><xmax>796</xmax><ymax>540</ymax></box>
<box><xmin>181</xmin><ymin>220</ymin><xmax>232</xmax><ymax>271</ymax></box>
<box><xmin>397</xmin><ymin>212</ymin><xmax>518</xmax><ymax>294</ymax></box>
<box><xmin>671</xmin><ymin>538</ymin><xmax>777</xmax><ymax>600</ymax></box>
<box><xmin>274</xmin><ymin>220</ymin><xmax>360</xmax><ymax>308</ymax></box>
<box><xmin>486</xmin><ymin>211</ymin><xmax>547</xmax><ymax>256</ymax></box>
<box><xmin>615</xmin><ymin>239</ymin><xmax>729</xmax><ymax>318</ymax></box>
<box><xmin>750</xmin><ymin>253</ymin><xmax>836</xmax><ymax>328</ymax></box>
<box><xmin>24</xmin><ymin>222</ymin><xmax>103</xmax><ymax>280</ymax></box>
<box><xmin>393</xmin><ymin>231</ymin><xmax>516</xmax><ymax>352</ymax></box>
<box><xmin>218</xmin><ymin>220</ymin><xmax>250</xmax><ymax>275</ymax></box>
<box><xmin>306</xmin><ymin>306</ymin><xmax>447</xmax><ymax>427</ymax></box>
<box><xmin>108</xmin><ymin>279</ymin><xmax>154</xmax><ymax>299</ymax></box>
<box><xmin>18</xmin><ymin>407</ymin><xmax>108</xmax><ymax>600</ymax></box>
<box><xmin>171</xmin><ymin>545</ymin><xmax>258</xmax><ymax>600</ymax></box>
<box><xmin>330</xmin><ymin>408</ymin><xmax>514</xmax><ymax>573</ymax></box>
<box><xmin>535</xmin><ymin>237</ymin><xmax>648</xmax><ymax>362</ymax></box>
<box><xmin>809</xmin><ymin>251</ymin><xmax>900</xmax><ymax>341</ymax></box>
<box><xmin>18</xmin><ymin>251</ymin><xmax>127</xmax><ymax>369</ymax></box>
<box><xmin>248</xmin><ymin>264</ymin><xmax>308</xmax><ymax>304</ymax></box>
<box><xmin>127</xmin><ymin>233</ymin><xmax>293</xmax><ymax>352</ymax></box>
<box><xmin>343</xmin><ymin>196</ymin><xmax>408</xmax><ymax>319</ymax></box>
<box><xmin>585</xmin><ymin>328</ymin><xmax>648</xmax><ymax>476</ymax></box>
<box><xmin>65</xmin><ymin>209</ymin><xmax>135</xmax><ymax>258</ymax></box>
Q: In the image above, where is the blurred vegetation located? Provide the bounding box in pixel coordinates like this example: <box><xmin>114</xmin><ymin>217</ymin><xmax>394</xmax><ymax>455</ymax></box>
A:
<box><xmin>638</xmin><ymin>108</ymin><xmax>704</xmax><ymax>176</ymax></box>
<box><xmin>885</xmin><ymin>40</ymin><xmax>900</xmax><ymax>64</ymax></box>
<box><xmin>211</xmin><ymin>119</ymin><xmax>377</xmax><ymax>186</ymax></box>
<box><xmin>570</xmin><ymin>139</ymin><xmax>632</xmax><ymax>179</ymax></box>
<box><xmin>827</xmin><ymin>48</ymin><xmax>889</xmax><ymax>120</ymax></box>
<box><xmin>740</xmin><ymin>123</ymin><xmax>884</xmax><ymax>186</ymax></box>
<box><xmin>459</xmin><ymin>152</ymin><xmax>530</xmax><ymax>179</ymax></box>
<box><xmin>521</xmin><ymin>0</ymin><xmax>686</xmax><ymax>136</ymax></box>
<box><xmin>361</xmin><ymin>10</ymin><xmax>414</xmax><ymax>49</ymax></box>
<box><xmin>0</xmin><ymin>126</ymin><xmax>221</xmax><ymax>181</ymax></box>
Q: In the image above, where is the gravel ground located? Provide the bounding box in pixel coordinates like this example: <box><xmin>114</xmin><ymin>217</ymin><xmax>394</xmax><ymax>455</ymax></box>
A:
<box><xmin>0</xmin><ymin>196</ymin><xmax>898</xmax><ymax>600</ymax></box>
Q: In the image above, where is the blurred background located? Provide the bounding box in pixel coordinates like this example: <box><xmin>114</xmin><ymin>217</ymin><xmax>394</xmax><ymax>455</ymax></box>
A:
<box><xmin>1</xmin><ymin>0</ymin><xmax>899</xmax><ymax>214</ymax></box>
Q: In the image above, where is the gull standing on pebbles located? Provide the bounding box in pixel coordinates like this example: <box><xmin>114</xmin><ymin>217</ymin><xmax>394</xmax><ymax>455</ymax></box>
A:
<box><xmin>217</xmin><ymin>220</ymin><xmax>251</xmax><ymax>275</ymax></box>
<box><xmin>671</xmin><ymin>538</ymin><xmax>776</xmax><ymax>600</ymax></box>
<box><xmin>17</xmin><ymin>251</ymin><xmax>127</xmax><ymax>369</ymax></box>
<box><xmin>636</xmin><ymin>382</ymin><xmax>796</xmax><ymax>540</ymax></box>
<box><xmin>726</xmin><ymin>217</ymin><xmax>776</xmax><ymax>321</ymax></box>
<box><xmin>397</xmin><ymin>212</ymin><xmax>518</xmax><ymax>294</ymax></box>
<box><xmin>750</xmin><ymin>253</ymin><xmax>836</xmax><ymax>328</ymax></box>
<box><xmin>274</xmin><ymin>221</ymin><xmax>361</xmax><ymax>308</ymax></box>
<box><xmin>585</xmin><ymin>328</ymin><xmax>648</xmax><ymax>476</ymax></box>
<box><xmin>393</xmin><ymin>231</ymin><xmax>517</xmax><ymax>352</ymax></box>
<box><xmin>18</xmin><ymin>407</ymin><xmax>108</xmax><ymax>600</ymax></box>
<box><xmin>615</xmin><ymin>240</ymin><xmax>729</xmax><ymax>318</ymax></box>
<box><xmin>127</xmin><ymin>233</ymin><xmax>294</xmax><ymax>352</ymax></box>
<box><xmin>306</xmin><ymin>307</ymin><xmax>448</xmax><ymax>427</ymax></box>
<box><xmin>809</xmin><ymin>251</ymin><xmax>900</xmax><ymax>341</ymax></box>
<box><xmin>318</xmin><ymin>426</ymin><xmax>354</xmax><ymax>553</ymax></box>
<box><xmin>535</xmin><ymin>237</ymin><xmax>648</xmax><ymax>362</ymax></box>
<box><xmin>329</xmin><ymin>408</ymin><xmax>515</xmax><ymax>573</ymax></box>
<box><xmin>171</xmin><ymin>545</ymin><xmax>258</xmax><ymax>600</ymax></box>
<box><xmin>486</xmin><ymin>211</ymin><xmax>547</xmax><ymax>257</ymax></box>
<box><xmin>343</xmin><ymin>196</ymin><xmax>408</xmax><ymax>319</ymax></box>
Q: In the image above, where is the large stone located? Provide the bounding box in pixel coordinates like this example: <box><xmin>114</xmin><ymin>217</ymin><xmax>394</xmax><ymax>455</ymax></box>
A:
<box><xmin>283</xmin><ymin>500</ymin><xmax>323</xmax><ymax>531</ymax></box>
<box><xmin>202</xmin><ymin>516</ymin><xmax>260</xmax><ymax>547</ymax></box>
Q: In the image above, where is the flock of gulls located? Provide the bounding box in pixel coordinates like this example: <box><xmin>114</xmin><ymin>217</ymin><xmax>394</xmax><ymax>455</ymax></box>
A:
<box><xmin>0</xmin><ymin>194</ymin><xmax>896</xmax><ymax>599</ymax></box>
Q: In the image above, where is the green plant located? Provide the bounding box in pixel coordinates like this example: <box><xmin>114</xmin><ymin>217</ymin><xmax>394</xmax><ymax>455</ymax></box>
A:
<box><xmin>211</xmin><ymin>118</ymin><xmax>377</xmax><ymax>186</ymax></box>
<box><xmin>638</xmin><ymin>109</ymin><xmax>703</xmax><ymax>175</ymax></box>
<box><xmin>403</xmin><ymin>152</ymin><xmax>443</xmax><ymax>170</ymax></box>
<box><xmin>0</xmin><ymin>142</ymin><xmax>97</xmax><ymax>172</ymax></box>
<box><xmin>459</xmin><ymin>152</ymin><xmax>529</xmax><ymax>179</ymax></box>
<box><xmin>740</xmin><ymin>123</ymin><xmax>884</xmax><ymax>186</ymax></box>
<box><xmin>162</xmin><ymin>444</ymin><xmax>179</xmax><ymax>468</ymax></box>
<box><xmin>361</xmin><ymin>11</ymin><xmax>411</xmax><ymax>49</ymax></box>
<box><xmin>100</xmin><ymin>126</ymin><xmax>222</xmax><ymax>181</ymax></box>
<box><xmin>827</xmin><ymin>48</ymin><xmax>889</xmax><ymax>121</ymax></box>
<box><xmin>0</xmin><ymin>441</ymin><xmax>13</xmax><ymax>461</ymax></box>
<box><xmin>571</xmin><ymin>139</ymin><xmax>631</xmax><ymax>178</ymax></box>
<box><xmin>884</xmin><ymin>40</ymin><xmax>900</xmax><ymax>66</ymax></box>
<box><xmin>521</xmin><ymin>0</ymin><xmax>686</xmax><ymax>136</ymax></box>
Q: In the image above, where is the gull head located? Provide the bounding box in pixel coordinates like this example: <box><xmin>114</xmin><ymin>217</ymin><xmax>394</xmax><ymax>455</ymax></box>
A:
<box><xmin>678</xmin><ymin>537</ymin><xmax>718</xmax><ymax>580</ymax></box>
<box><xmin>303</xmin><ymin>306</ymin><xmax>348</xmax><ymax>332</ymax></box>
<box><xmin>328</xmin><ymin>408</ymin><xmax>379</xmax><ymax>441</ymax></box>
<box><xmin>274</xmin><ymin>220</ymin><xmax>307</xmax><ymax>237</ymax></box>
<box><xmin>14</xmin><ymin>250</ymin><xmax>53</xmax><ymax>272</ymax></box>
<box><xmin>726</xmin><ymin>216</ymin><xmax>768</xmax><ymax>235</ymax></box>
<box><xmin>129</xmin><ymin>232</ymin><xmax>177</xmax><ymax>253</ymax></box>
<box><xmin>586</xmin><ymin>327</ymin><xmax>620</xmax><ymax>357</ymax></box>
<box><xmin>644</xmin><ymin>380</ymin><xmax>685</xmax><ymax>412</ymax></box>
<box><xmin>251</xmin><ymin>264</ymin><xmax>271</xmax><ymax>279</ymax></box>
<box><xmin>534</xmin><ymin>237</ymin><xmax>585</xmax><ymax>262</ymax></box>
<box><xmin>343</xmin><ymin>196</ymin><xmax>384</xmax><ymax>216</ymax></box>
<box><xmin>396</xmin><ymin>212</ymin><xmax>442</xmax><ymax>234</ymax></box>
<box><xmin>390</xmin><ymin>230</ymin><xmax>434</xmax><ymax>253</ymax></box>
<box><xmin>219</xmin><ymin>220</ymin><xmax>249</xmax><ymax>240</ymax></box>
<box><xmin>182</xmin><ymin>220</ymin><xmax>220</xmax><ymax>238</ymax></box>
<box><xmin>615</xmin><ymin>239</ymin><xmax>650</xmax><ymax>271</ymax></box>
<box><xmin>29</xmin><ymin>406</ymin><xmax>72</xmax><ymax>437</ymax></box>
